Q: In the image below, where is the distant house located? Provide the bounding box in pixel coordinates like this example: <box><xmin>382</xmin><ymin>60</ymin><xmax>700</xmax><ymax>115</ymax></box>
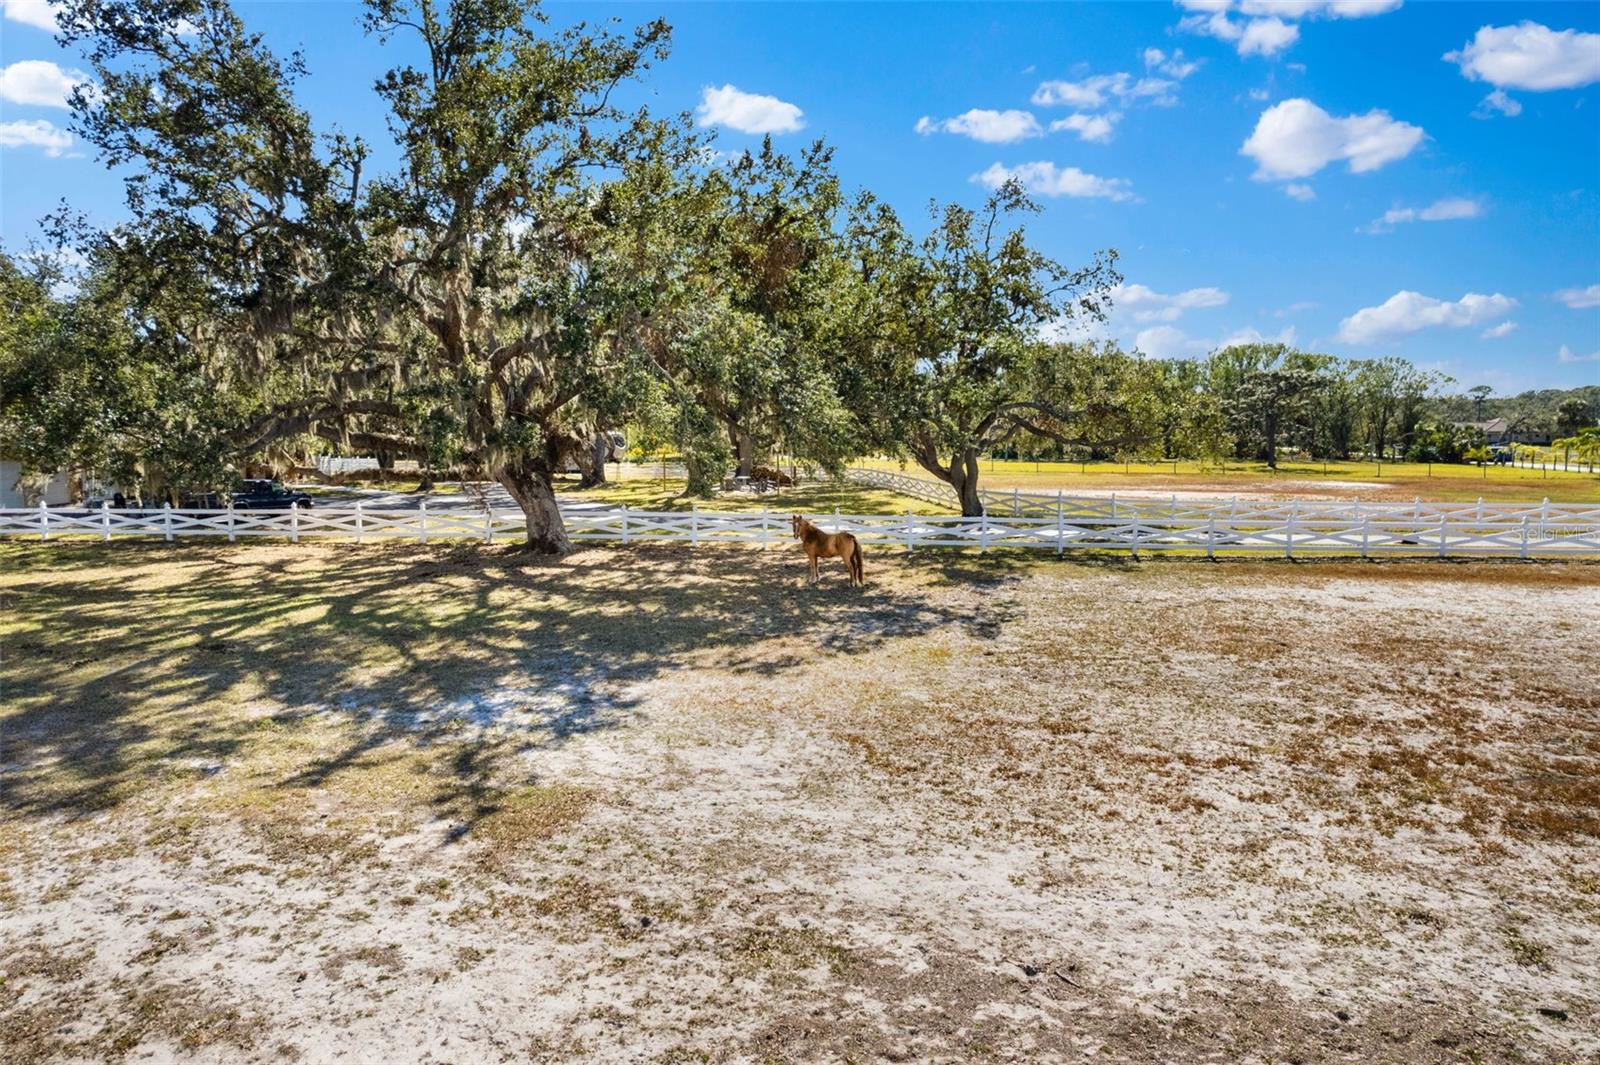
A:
<box><xmin>0</xmin><ymin>457</ymin><xmax>73</xmax><ymax>508</ymax></box>
<box><xmin>1456</xmin><ymin>418</ymin><xmax>1553</xmax><ymax>447</ymax></box>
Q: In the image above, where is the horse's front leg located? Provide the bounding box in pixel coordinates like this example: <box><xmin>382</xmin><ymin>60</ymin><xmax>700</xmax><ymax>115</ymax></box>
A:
<box><xmin>810</xmin><ymin>554</ymin><xmax>820</xmax><ymax>585</ymax></box>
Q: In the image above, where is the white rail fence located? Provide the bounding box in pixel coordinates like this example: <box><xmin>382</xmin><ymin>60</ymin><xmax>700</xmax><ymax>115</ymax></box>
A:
<box><xmin>4</xmin><ymin>501</ymin><xmax>1598</xmax><ymax>558</ymax></box>
<box><xmin>846</xmin><ymin>466</ymin><xmax>1600</xmax><ymax>526</ymax></box>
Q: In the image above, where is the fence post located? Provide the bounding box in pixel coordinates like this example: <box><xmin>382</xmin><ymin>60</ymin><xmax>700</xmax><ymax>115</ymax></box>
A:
<box><xmin>355</xmin><ymin>501</ymin><xmax>365</xmax><ymax>544</ymax></box>
<box><xmin>905</xmin><ymin>510</ymin><xmax>914</xmax><ymax>553</ymax></box>
<box><xmin>1476</xmin><ymin>496</ymin><xmax>1484</xmax><ymax>525</ymax></box>
<box><xmin>483</xmin><ymin>506</ymin><xmax>493</xmax><ymax>544</ymax></box>
<box><xmin>1285</xmin><ymin>504</ymin><xmax>1294</xmax><ymax>560</ymax></box>
<box><xmin>1206</xmin><ymin>514</ymin><xmax>1215</xmax><ymax>560</ymax></box>
<box><xmin>1520</xmin><ymin>516</ymin><xmax>1529</xmax><ymax>559</ymax></box>
<box><xmin>1438</xmin><ymin>513</ymin><xmax>1448</xmax><ymax>559</ymax></box>
<box><xmin>39</xmin><ymin>501</ymin><xmax>48</xmax><ymax>541</ymax></box>
<box><xmin>102</xmin><ymin>500</ymin><xmax>111</xmax><ymax>542</ymax></box>
<box><xmin>289</xmin><ymin>501</ymin><xmax>300</xmax><ymax>543</ymax></box>
<box><xmin>691</xmin><ymin>504</ymin><xmax>699</xmax><ymax>546</ymax></box>
<box><xmin>1362</xmin><ymin>516</ymin><xmax>1370</xmax><ymax>560</ymax></box>
<box><xmin>1541</xmin><ymin>497</ymin><xmax>1549</xmax><ymax>541</ymax></box>
<box><xmin>163</xmin><ymin>502</ymin><xmax>173</xmax><ymax>543</ymax></box>
<box><xmin>419</xmin><ymin>500</ymin><xmax>428</xmax><ymax>545</ymax></box>
<box><xmin>227</xmin><ymin>501</ymin><xmax>236</xmax><ymax>543</ymax></box>
<box><xmin>1110</xmin><ymin>493</ymin><xmax>1117</xmax><ymax>523</ymax></box>
<box><xmin>1012</xmin><ymin>488</ymin><xmax>1020</xmax><ymax>517</ymax></box>
<box><xmin>1130</xmin><ymin>512</ymin><xmax>1140</xmax><ymax>560</ymax></box>
<box><xmin>980</xmin><ymin>512</ymin><xmax>989</xmax><ymax>553</ymax></box>
<box><xmin>625</xmin><ymin>505</ymin><xmax>633</xmax><ymax>546</ymax></box>
<box><xmin>1056</xmin><ymin>497</ymin><xmax>1065</xmax><ymax>556</ymax></box>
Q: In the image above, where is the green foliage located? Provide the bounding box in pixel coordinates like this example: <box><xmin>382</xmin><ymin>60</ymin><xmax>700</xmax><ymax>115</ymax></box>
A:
<box><xmin>839</xmin><ymin>181</ymin><xmax>1121</xmax><ymax>513</ymax></box>
<box><xmin>1551</xmin><ymin>426</ymin><xmax>1600</xmax><ymax>466</ymax></box>
<box><xmin>1406</xmin><ymin>422</ymin><xmax>1485</xmax><ymax>464</ymax></box>
<box><xmin>52</xmin><ymin>0</ymin><xmax>687</xmax><ymax>548</ymax></box>
<box><xmin>641</xmin><ymin>141</ymin><xmax>858</xmax><ymax>494</ymax></box>
<box><xmin>0</xmin><ymin>250</ymin><xmax>241</xmax><ymax>500</ymax></box>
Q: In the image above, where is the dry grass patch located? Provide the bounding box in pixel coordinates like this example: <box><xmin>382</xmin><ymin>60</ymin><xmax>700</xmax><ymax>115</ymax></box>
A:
<box><xmin>2</xmin><ymin>542</ymin><xmax>1597</xmax><ymax>1062</ymax></box>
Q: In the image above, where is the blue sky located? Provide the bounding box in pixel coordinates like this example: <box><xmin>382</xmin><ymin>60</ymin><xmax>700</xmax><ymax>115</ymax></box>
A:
<box><xmin>3</xmin><ymin>0</ymin><xmax>1598</xmax><ymax>393</ymax></box>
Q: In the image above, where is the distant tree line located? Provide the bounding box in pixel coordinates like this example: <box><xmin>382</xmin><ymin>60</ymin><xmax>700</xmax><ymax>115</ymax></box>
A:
<box><xmin>1</xmin><ymin>0</ymin><xmax>1596</xmax><ymax>546</ymax></box>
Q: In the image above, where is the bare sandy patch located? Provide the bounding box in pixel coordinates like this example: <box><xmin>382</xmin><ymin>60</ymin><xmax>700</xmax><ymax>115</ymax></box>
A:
<box><xmin>2</xmin><ymin>542</ymin><xmax>1597</xmax><ymax>1062</ymax></box>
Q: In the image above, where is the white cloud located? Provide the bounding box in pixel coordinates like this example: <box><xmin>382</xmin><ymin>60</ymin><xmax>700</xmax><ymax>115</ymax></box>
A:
<box><xmin>1336</xmin><ymin>290</ymin><xmax>1518</xmax><ymax>344</ymax></box>
<box><xmin>1284</xmin><ymin>182</ymin><xmax>1316</xmax><ymax>201</ymax></box>
<box><xmin>1</xmin><ymin>0</ymin><xmax>60</xmax><ymax>31</ymax></box>
<box><xmin>2</xmin><ymin>0</ymin><xmax>195</xmax><ymax>35</ymax></box>
<box><xmin>1112</xmin><ymin>282</ymin><xmax>1230</xmax><ymax>323</ymax></box>
<box><xmin>1238</xmin><ymin>17</ymin><xmax>1300</xmax><ymax>57</ymax></box>
<box><xmin>1031</xmin><ymin>72</ymin><xmax>1175</xmax><ymax>109</ymax></box>
<box><xmin>1558</xmin><ymin>345</ymin><xmax>1600</xmax><ymax>364</ymax></box>
<box><xmin>1362</xmin><ymin>197</ymin><xmax>1483</xmax><ymax>232</ymax></box>
<box><xmin>1049</xmin><ymin>112</ymin><xmax>1120</xmax><ymax>143</ymax></box>
<box><xmin>1133</xmin><ymin>322</ymin><xmax>1295</xmax><ymax>358</ymax></box>
<box><xmin>1178</xmin><ymin>0</ymin><xmax>1399</xmax><ymax>57</ymax></box>
<box><xmin>915</xmin><ymin>109</ymin><xmax>1041</xmax><ymax>144</ymax></box>
<box><xmin>1480</xmin><ymin>321</ymin><xmax>1518</xmax><ymax>339</ymax></box>
<box><xmin>1555</xmin><ymin>284</ymin><xmax>1600</xmax><ymax>309</ymax></box>
<box><xmin>1445</xmin><ymin>22</ymin><xmax>1600</xmax><ymax>91</ymax></box>
<box><xmin>974</xmin><ymin>161</ymin><xmax>1136</xmax><ymax>202</ymax></box>
<box><xmin>695</xmin><ymin>85</ymin><xmax>804</xmax><ymax>135</ymax></box>
<box><xmin>1181</xmin><ymin>10</ymin><xmax>1245</xmax><ymax>45</ymax></box>
<box><xmin>1134</xmin><ymin>325</ymin><xmax>1199</xmax><ymax>359</ymax></box>
<box><xmin>1181</xmin><ymin>10</ymin><xmax>1302</xmax><ymax>57</ymax></box>
<box><xmin>1241</xmin><ymin>97</ymin><xmax>1423</xmax><ymax>180</ymax></box>
<box><xmin>1474</xmin><ymin>89</ymin><xmax>1523</xmax><ymax>118</ymax></box>
<box><xmin>1238</xmin><ymin>1</ymin><xmax>1401</xmax><ymax>17</ymax></box>
<box><xmin>0</xmin><ymin>60</ymin><xmax>92</xmax><ymax>109</ymax></box>
<box><xmin>1143</xmin><ymin>47</ymin><xmax>1200</xmax><ymax>79</ymax></box>
<box><xmin>1219</xmin><ymin>324</ymin><xmax>1297</xmax><ymax>349</ymax></box>
<box><xmin>0</xmin><ymin>118</ymin><xmax>73</xmax><ymax>156</ymax></box>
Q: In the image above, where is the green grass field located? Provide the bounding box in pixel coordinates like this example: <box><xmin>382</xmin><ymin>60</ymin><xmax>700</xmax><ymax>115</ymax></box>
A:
<box><xmin>856</xmin><ymin>456</ymin><xmax>1600</xmax><ymax>504</ymax></box>
<box><xmin>303</xmin><ymin>455</ymin><xmax>1600</xmax><ymax>512</ymax></box>
<box><xmin>552</xmin><ymin>475</ymin><xmax>950</xmax><ymax>515</ymax></box>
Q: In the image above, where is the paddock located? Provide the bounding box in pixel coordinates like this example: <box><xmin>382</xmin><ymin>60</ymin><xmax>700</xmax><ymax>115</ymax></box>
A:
<box><xmin>1</xmin><ymin>541</ymin><xmax>1596</xmax><ymax>1062</ymax></box>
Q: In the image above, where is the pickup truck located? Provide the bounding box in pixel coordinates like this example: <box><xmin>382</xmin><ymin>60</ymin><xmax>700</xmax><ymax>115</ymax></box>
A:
<box><xmin>231</xmin><ymin>480</ymin><xmax>315</xmax><ymax>509</ymax></box>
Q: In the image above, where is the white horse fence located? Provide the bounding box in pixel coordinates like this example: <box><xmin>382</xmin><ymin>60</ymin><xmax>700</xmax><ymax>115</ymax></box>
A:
<box><xmin>3</xmin><ymin>499</ymin><xmax>1598</xmax><ymax>558</ymax></box>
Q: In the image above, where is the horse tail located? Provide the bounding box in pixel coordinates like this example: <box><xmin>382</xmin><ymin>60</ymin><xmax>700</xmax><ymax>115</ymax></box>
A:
<box><xmin>852</xmin><ymin>535</ymin><xmax>865</xmax><ymax>585</ymax></box>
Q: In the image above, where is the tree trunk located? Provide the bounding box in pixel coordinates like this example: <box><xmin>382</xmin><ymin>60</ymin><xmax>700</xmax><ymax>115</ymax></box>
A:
<box><xmin>684</xmin><ymin>454</ymin><xmax>720</xmax><ymax>497</ymax></box>
<box><xmin>573</xmin><ymin>432</ymin><xmax>610</xmax><ymax>489</ymax></box>
<box><xmin>1261</xmin><ymin>412</ymin><xmax>1279</xmax><ymax>468</ymax></box>
<box><xmin>497</xmin><ymin>455</ymin><xmax>570</xmax><ymax>554</ymax></box>
<box><xmin>733</xmin><ymin>429</ymin><xmax>757</xmax><ymax>479</ymax></box>
<box><xmin>916</xmin><ymin>444</ymin><xmax>986</xmax><ymax>517</ymax></box>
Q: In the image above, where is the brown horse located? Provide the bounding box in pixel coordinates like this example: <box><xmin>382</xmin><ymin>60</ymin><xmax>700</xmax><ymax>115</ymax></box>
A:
<box><xmin>791</xmin><ymin>515</ymin><xmax>864</xmax><ymax>587</ymax></box>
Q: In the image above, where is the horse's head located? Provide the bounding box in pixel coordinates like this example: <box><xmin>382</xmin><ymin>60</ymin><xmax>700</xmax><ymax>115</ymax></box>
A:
<box><xmin>790</xmin><ymin>514</ymin><xmax>804</xmax><ymax>538</ymax></box>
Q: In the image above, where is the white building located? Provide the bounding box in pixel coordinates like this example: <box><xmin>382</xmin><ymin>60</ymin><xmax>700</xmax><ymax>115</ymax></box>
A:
<box><xmin>0</xmin><ymin>458</ymin><xmax>73</xmax><ymax>508</ymax></box>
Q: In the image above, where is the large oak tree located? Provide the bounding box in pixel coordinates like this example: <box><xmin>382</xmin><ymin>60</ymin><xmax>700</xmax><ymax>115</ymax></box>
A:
<box><xmin>841</xmin><ymin>183</ymin><xmax>1126</xmax><ymax>516</ymax></box>
<box><xmin>59</xmin><ymin>0</ymin><xmax>686</xmax><ymax>551</ymax></box>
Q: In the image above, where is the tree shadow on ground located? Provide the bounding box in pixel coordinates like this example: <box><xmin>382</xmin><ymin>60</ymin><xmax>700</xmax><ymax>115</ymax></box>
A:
<box><xmin>0</xmin><ymin>540</ymin><xmax>1033</xmax><ymax>836</ymax></box>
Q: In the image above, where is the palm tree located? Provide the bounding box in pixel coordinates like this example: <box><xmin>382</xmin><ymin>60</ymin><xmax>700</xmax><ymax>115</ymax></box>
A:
<box><xmin>1551</xmin><ymin>427</ymin><xmax>1600</xmax><ymax>474</ymax></box>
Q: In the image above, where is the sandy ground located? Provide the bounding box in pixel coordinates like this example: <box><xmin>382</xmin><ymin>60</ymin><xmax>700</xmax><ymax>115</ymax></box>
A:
<box><xmin>2</xmin><ymin>542</ymin><xmax>1598</xmax><ymax>1063</ymax></box>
